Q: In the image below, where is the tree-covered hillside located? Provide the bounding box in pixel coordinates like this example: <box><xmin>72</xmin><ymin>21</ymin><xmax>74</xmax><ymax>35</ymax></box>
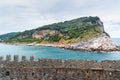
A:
<box><xmin>0</xmin><ymin>32</ymin><xmax>19</xmax><ymax>39</ymax></box>
<box><xmin>4</xmin><ymin>16</ymin><xmax>108</xmax><ymax>43</ymax></box>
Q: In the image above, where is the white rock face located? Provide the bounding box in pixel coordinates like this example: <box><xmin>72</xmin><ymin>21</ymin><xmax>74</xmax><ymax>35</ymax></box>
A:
<box><xmin>70</xmin><ymin>34</ymin><xmax>118</xmax><ymax>51</ymax></box>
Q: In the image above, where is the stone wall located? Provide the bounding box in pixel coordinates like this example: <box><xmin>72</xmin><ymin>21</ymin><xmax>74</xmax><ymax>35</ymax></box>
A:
<box><xmin>0</xmin><ymin>55</ymin><xmax>120</xmax><ymax>80</ymax></box>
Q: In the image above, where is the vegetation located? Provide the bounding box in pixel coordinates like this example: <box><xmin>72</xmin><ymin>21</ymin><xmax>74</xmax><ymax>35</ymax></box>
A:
<box><xmin>3</xmin><ymin>16</ymin><xmax>106</xmax><ymax>43</ymax></box>
<box><xmin>46</xmin><ymin>34</ymin><xmax>61</xmax><ymax>42</ymax></box>
<box><xmin>0</xmin><ymin>32</ymin><xmax>19</xmax><ymax>39</ymax></box>
<box><xmin>4</xmin><ymin>37</ymin><xmax>42</xmax><ymax>43</ymax></box>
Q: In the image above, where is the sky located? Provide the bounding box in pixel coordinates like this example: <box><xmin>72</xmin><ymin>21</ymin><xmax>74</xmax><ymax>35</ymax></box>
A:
<box><xmin>0</xmin><ymin>0</ymin><xmax>120</xmax><ymax>38</ymax></box>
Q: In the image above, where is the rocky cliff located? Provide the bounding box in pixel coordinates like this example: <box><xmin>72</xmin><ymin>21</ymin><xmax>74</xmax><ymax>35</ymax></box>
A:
<box><xmin>66</xmin><ymin>34</ymin><xmax>119</xmax><ymax>52</ymax></box>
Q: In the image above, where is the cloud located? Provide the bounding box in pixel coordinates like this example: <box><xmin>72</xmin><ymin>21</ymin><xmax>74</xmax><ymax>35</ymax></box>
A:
<box><xmin>0</xmin><ymin>0</ymin><xmax>120</xmax><ymax>37</ymax></box>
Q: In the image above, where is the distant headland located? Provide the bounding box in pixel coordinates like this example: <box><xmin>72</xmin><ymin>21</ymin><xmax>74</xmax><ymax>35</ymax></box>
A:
<box><xmin>0</xmin><ymin>16</ymin><xmax>120</xmax><ymax>52</ymax></box>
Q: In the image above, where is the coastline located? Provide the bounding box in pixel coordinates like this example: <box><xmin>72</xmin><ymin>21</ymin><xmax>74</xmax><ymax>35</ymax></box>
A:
<box><xmin>1</xmin><ymin>33</ymin><xmax>120</xmax><ymax>53</ymax></box>
<box><xmin>1</xmin><ymin>42</ymin><xmax>66</xmax><ymax>48</ymax></box>
<box><xmin>1</xmin><ymin>42</ymin><xmax>120</xmax><ymax>53</ymax></box>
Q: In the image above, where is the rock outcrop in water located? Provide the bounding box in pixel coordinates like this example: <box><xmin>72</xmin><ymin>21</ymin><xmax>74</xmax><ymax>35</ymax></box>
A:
<box><xmin>66</xmin><ymin>34</ymin><xmax>119</xmax><ymax>52</ymax></box>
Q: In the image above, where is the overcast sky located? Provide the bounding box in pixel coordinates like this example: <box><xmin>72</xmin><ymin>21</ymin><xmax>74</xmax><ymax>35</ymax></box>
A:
<box><xmin>0</xmin><ymin>0</ymin><xmax>120</xmax><ymax>38</ymax></box>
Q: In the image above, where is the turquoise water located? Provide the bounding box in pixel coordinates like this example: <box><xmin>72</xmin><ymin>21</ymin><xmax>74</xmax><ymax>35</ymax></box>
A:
<box><xmin>0</xmin><ymin>38</ymin><xmax>120</xmax><ymax>62</ymax></box>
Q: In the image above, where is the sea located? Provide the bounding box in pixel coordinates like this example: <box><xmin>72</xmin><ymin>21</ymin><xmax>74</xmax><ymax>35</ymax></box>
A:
<box><xmin>0</xmin><ymin>38</ymin><xmax>120</xmax><ymax>62</ymax></box>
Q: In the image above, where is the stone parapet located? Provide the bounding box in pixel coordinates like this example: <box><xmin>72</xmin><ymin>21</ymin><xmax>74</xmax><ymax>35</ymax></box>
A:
<box><xmin>0</xmin><ymin>55</ymin><xmax>120</xmax><ymax>80</ymax></box>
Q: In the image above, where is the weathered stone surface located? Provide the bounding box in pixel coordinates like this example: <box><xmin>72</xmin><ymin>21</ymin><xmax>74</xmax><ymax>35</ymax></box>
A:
<box><xmin>32</xmin><ymin>30</ymin><xmax>61</xmax><ymax>39</ymax></box>
<box><xmin>67</xmin><ymin>33</ymin><xmax>120</xmax><ymax>52</ymax></box>
<box><xmin>0</xmin><ymin>55</ymin><xmax>120</xmax><ymax>80</ymax></box>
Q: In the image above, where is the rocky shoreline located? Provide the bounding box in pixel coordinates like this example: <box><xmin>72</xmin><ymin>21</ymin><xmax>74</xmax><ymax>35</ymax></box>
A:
<box><xmin>64</xmin><ymin>34</ymin><xmax>120</xmax><ymax>52</ymax></box>
<box><xmin>2</xmin><ymin>34</ymin><xmax>120</xmax><ymax>53</ymax></box>
<box><xmin>34</xmin><ymin>34</ymin><xmax>120</xmax><ymax>53</ymax></box>
<box><xmin>2</xmin><ymin>42</ymin><xmax>120</xmax><ymax>53</ymax></box>
<box><xmin>64</xmin><ymin>46</ymin><xmax>120</xmax><ymax>52</ymax></box>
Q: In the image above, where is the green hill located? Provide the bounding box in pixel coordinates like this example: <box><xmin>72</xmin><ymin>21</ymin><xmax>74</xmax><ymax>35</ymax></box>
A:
<box><xmin>0</xmin><ymin>32</ymin><xmax>19</xmax><ymax>39</ymax></box>
<box><xmin>4</xmin><ymin>16</ymin><xmax>108</xmax><ymax>44</ymax></box>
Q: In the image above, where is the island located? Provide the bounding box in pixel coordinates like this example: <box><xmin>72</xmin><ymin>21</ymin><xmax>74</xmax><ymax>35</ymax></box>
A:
<box><xmin>2</xmin><ymin>16</ymin><xmax>120</xmax><ymax>52</ymax></box>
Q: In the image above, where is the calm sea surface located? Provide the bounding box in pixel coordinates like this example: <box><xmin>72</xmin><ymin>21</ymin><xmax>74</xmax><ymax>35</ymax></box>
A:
<box><xmin>0</xmin><ymin>38</ymin><xmax>120</xmax><ymax>62</ymax></box>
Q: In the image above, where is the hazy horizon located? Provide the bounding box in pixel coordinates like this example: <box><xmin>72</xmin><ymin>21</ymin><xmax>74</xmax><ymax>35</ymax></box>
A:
<box><xmin>0</xmin><ymin>0</ymin><xmax>120</xmax><ymax>38</ymax></box>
